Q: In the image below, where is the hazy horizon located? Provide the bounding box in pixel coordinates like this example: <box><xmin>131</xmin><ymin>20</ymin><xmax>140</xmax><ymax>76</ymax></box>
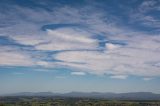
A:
<box><xmin>1</xmin><ymin>91</ymin><xmax>160</xmax><ymax>96</ymax></box>
<box><xmin>0</xmin><ymin>0</ymin><xmax>160</xmax><ymax>95</ymax></box>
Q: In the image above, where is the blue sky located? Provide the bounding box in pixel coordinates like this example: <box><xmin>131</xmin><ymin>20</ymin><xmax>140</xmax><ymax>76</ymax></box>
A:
<box><xmin>0</xmin><ymin>0</ymin><xmax>160</xmax><ymax>94</ymax></box>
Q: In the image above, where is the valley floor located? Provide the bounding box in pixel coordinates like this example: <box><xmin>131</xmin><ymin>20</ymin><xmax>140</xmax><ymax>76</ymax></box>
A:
<box><xmin>0</xmin><ymin>96</ymin><xmax>160</xmax><ymax>106</ymax></box>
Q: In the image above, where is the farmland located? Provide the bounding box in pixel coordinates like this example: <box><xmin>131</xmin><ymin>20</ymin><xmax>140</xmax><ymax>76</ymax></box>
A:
<box><xmin>0</xmin><ymin>96</ymin><xmax>160</xmax><ymax>106</ymax></box>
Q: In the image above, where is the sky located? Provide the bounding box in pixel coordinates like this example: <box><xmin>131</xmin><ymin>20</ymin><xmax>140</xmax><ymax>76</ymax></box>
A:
<box><xmin>0</xmin><ymin>0</ymin><xmax>160</xmax><ymax>95</ymax></box>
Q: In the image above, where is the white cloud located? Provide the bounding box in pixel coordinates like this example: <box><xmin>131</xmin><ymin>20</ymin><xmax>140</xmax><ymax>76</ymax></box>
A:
<box><xmin>54</xmin><ymin>44</ymin><xmax>160</xmax><ymax>77</ymax></box>
<box><xmin>11</xmin><ymin>35</ymin><xmax>45</xmax><ymax>46</ymax></box>
<box><xmin>36</xmin><ymin>61</ymin><xmax>49</xmax><ymax>67</ymax></box>
<box><xmin>35</xmin><ymin>28</ymin><xmax>98</xmax><ymax>51</ymax></box>
<box><xmin>0</xmin><ymin>51</ymin><xmax>34</xmax><ymax>66</ymax></box>
<box><xmin>0</xmin><ymin>3</ymin><xmax>160</xmax><ymax>79</ymax></box>
<box><xmin>110</xmin><ymin>75</ymin><xmax>127</xmax><ymax>79</ymax></box>
<box><xmin>71</xmin><ymin>71</ymin><xmax>86</xmax><ymax>76</ymax></box>
<box><xmin>105</xmin><ymin>43</ymin><xmax>121</xmax><ymax>50</ymax></box>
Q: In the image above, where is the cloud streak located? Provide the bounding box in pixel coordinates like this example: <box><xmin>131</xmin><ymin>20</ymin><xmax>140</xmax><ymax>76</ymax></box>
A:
<box><xmin>110</xmin><ymin>75</ymin><xmax>128</xmax><ymax>79</ymax></box>
<box><xmin>71</xmin><ymin>72</ymin><xmax>86</xmax><ymax>76</ymax></box>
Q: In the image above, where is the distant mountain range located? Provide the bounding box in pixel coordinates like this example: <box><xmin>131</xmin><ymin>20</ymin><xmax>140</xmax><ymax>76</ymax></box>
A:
<box><xmin>2</xmin><ymin>92</ymin><xmax>160</xmax><ymax>100</ymax></box>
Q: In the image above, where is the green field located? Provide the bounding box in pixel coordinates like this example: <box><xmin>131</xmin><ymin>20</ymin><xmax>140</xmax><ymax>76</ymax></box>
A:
<box><xmin>0</xmin><ymin>96</ymin><xmax>160</xmax><ymax>106</ymax></box>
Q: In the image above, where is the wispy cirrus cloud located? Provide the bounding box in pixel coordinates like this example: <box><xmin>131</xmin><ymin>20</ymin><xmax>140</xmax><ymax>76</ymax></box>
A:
<box><xmin>129</xmin><ymin>0</ymin><xmax>160</xmax><ymax>31</ymax></box>
<box><xmin>35</xmin><ymin>28</ymin><xmax>98</xmax><ymax>51</ymax></box>
<box><xmin>0</xmin><ymin>46</ymin><xmax>34</xmax><ymax>66</ymax></box>
<box><xmin>0</xmin><ymin>0</ymin><xmax>160</xmax><ymax>80</ymax></box>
